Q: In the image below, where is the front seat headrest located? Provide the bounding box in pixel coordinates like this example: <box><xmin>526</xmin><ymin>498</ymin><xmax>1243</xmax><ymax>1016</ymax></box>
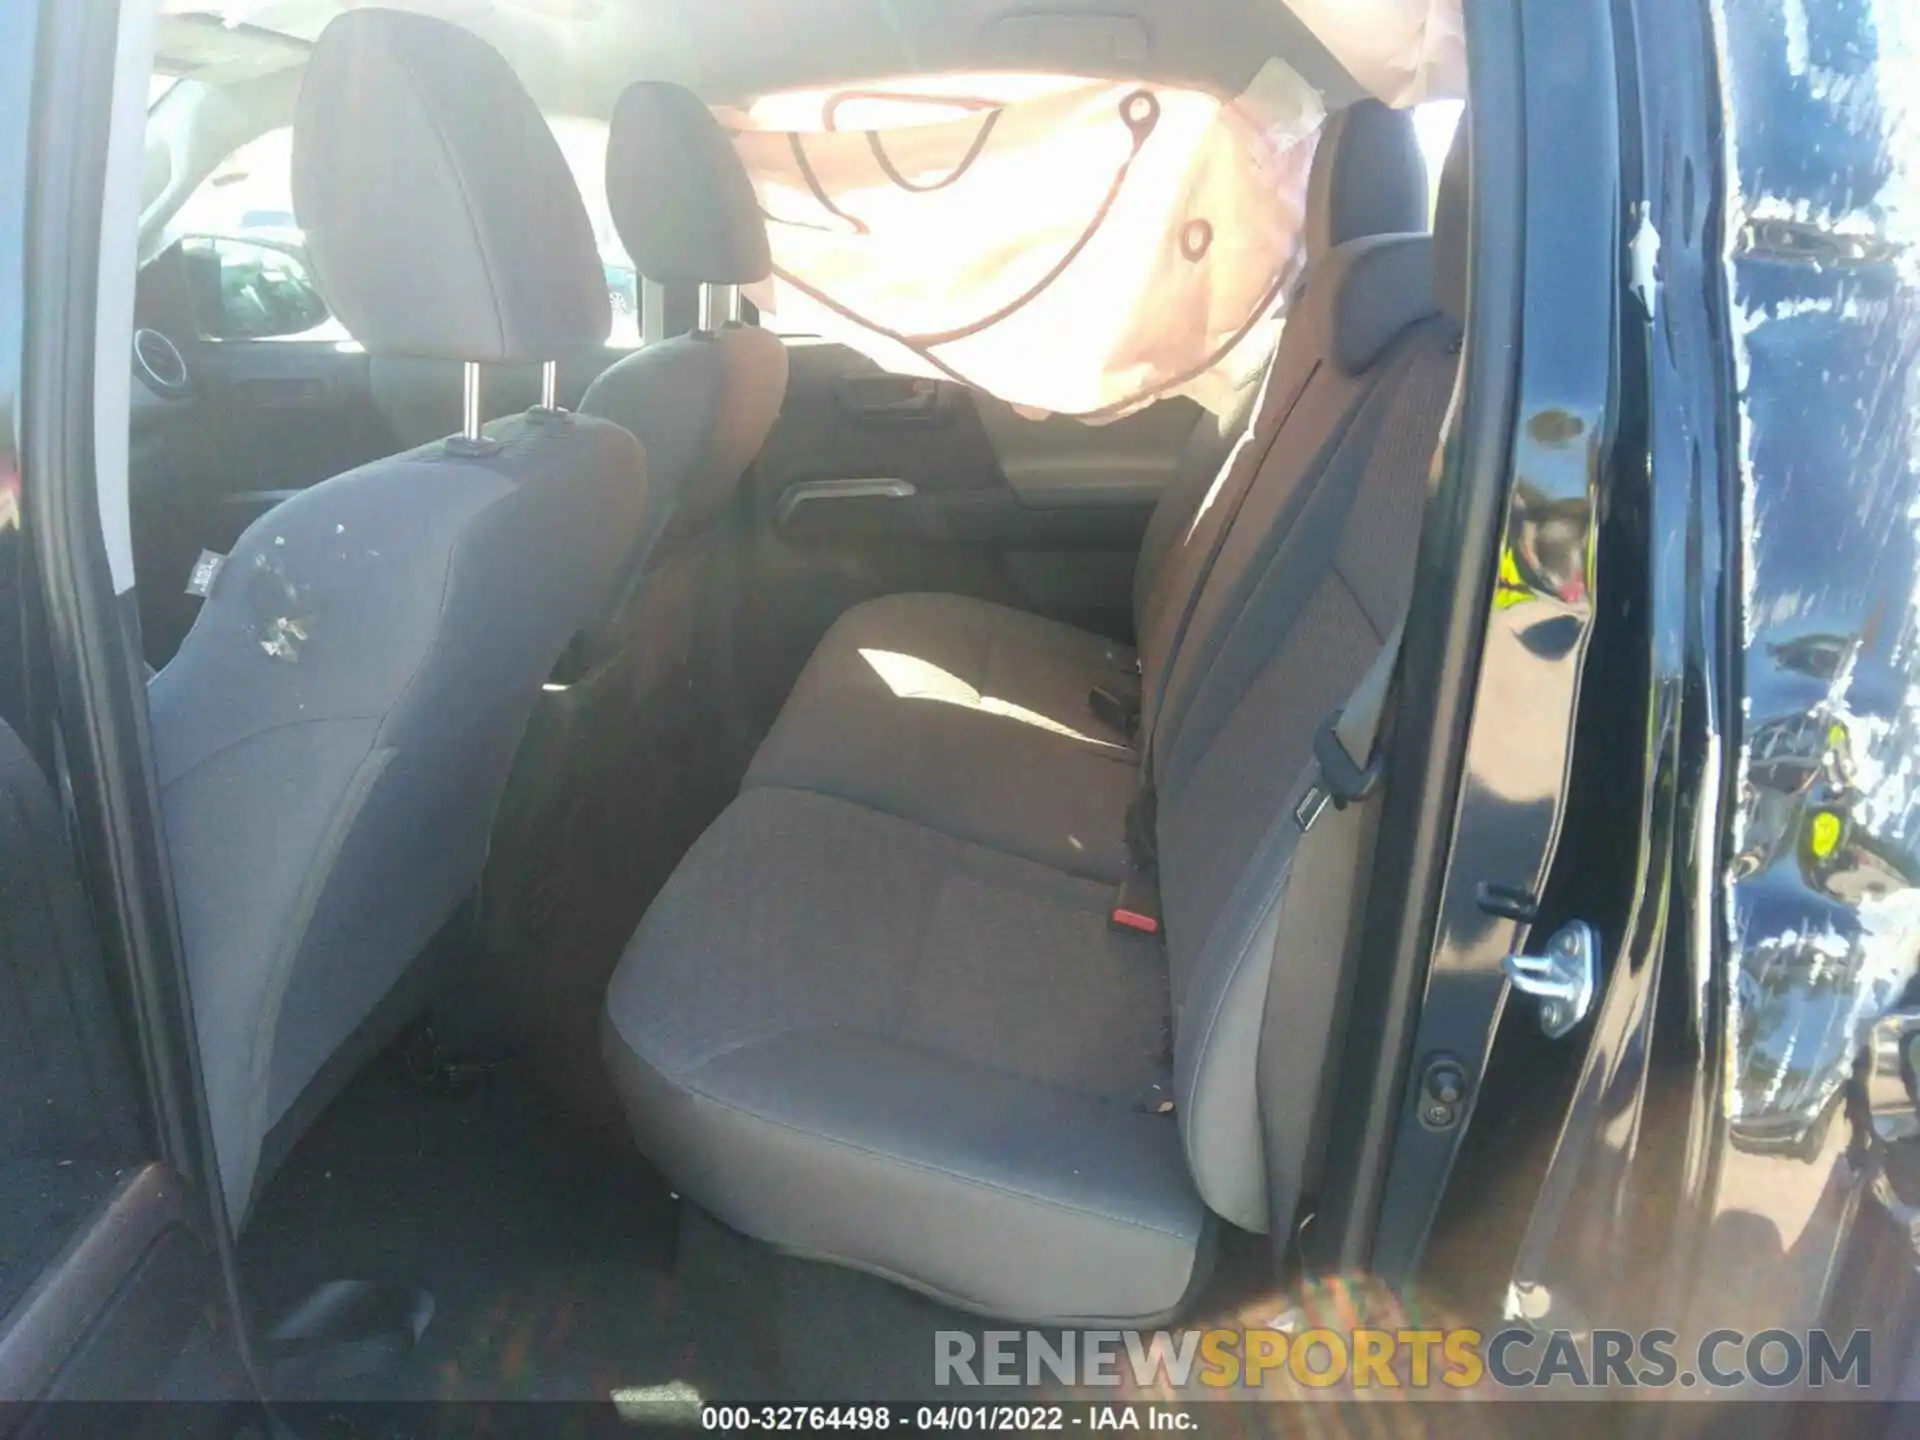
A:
<box><xmin>605</xmin><ymin>82</ymin><xmax>772</xmax><ymax>287</ymax></box>
<box><xmin>291</xmin><ymin>8</ymin><xmax>611</xmax><ymax>363</ymax></box>
<box><xmin>1304</xmin><ymin>98</ymin><xmax>1429</xmax><ymax>256</ymax></box>
<box><xmin>1431</xmin><ymin>118</ymin><xmax>1470</xmax><ymax>322</ymax></box>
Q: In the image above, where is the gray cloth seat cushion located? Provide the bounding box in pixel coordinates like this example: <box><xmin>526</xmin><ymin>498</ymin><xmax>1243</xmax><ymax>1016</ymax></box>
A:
<box><xmin>601</xmin><ymin>785</ymin><xmax>1208</xmax><ymax>1323</ymax></box>
<box><xmin>743</xmin><ymin>592</ymin><xmax>1142</xmax><ymax>882</ymax></box>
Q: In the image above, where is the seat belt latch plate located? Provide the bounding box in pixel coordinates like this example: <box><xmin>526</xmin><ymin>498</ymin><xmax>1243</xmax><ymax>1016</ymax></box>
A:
<box><xmin>1294</xmin><ymin>783</ymin><xmax>1332</xmax><ymax>833</ymax></box>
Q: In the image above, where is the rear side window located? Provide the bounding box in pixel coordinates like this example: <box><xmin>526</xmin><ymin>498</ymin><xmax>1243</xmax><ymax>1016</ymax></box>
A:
<box><xmin>549</xmin><ymin>116</ymin><xmax>640</xmax><ymax>347</ymax></box>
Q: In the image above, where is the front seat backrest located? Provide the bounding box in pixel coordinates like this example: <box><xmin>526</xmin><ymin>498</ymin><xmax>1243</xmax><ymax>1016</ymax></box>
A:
<box><xmin>148</xmin><ymin>7</ymin><xmax>649</xmax><ymax>1227</ymax></box>
<box><xmin>578</xmin><ymin>82</ymin><xmax>788</xmax><ymax>640</ymax></box>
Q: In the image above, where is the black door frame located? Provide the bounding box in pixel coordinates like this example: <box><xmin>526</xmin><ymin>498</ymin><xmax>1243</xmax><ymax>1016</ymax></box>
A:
<box><xmin>0</xmin><ymin>0</ymin><xmax>254</xmax><ymax>1415</ymax></box>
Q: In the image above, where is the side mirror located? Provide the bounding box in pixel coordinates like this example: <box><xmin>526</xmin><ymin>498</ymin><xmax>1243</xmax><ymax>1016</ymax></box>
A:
<box><xmin>180</xmin><ymin>234</ymin><xmax>331</xmax><ymax>341</ymax></box>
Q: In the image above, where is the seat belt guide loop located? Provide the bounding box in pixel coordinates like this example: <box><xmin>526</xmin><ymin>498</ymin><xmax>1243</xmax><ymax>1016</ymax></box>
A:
<box><xmin>1297</xmin><ymin>707</ymin><xmax>1385</xmax><ymax>832</ymax></box>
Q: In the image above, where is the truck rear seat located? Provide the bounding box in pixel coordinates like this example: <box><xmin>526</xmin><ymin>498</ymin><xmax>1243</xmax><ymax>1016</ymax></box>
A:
<box><xmin>601</xmin><ymin>116</ymin><xmax>1472</xmax><ymax>1324</ymax></box>
<box><xmin>743</xmin><ymin>99</ymin><xmax>1433</xmax><ymax>884</ymax></box>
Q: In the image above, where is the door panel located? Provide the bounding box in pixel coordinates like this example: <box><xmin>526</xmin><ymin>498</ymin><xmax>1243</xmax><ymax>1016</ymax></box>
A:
<box><xmin>5</xmin><ymin>1166</ymin><xmax>207</xmax><ymax>1410</ymax></box>
<box><xmin>753</xmin><ymin>343</ymin><xmax>1013</xmax><ymax>526</ymax></box>
<box><xmin>724</xmin><ymin>338</ymin><xmax>1204</xmax><ymax>730</ymax></box>
<box><xmin>130</xmin><ymin>240</ymin><xmax>401</xmax><ymax>665</ymax></box>
<box><xmin>752</xmin><ymin>340</ymin><xmax>1193</xmax><ymax>554</ymax></box>
<box><xmin>0</xmin><ymin>724</ymin><xmax>144</xmax><ymax>1321</ymax></box>
<box><xmin>187</xmin><ymin>340</ymin><xmax>393</xmax><ymax>510</ymax></box>
<box><xmin>975</xmin><ymin>389</ymin><xmax>1200</xmax><ymax>508</ymax></box>
<box><xmin>0</xmin><ymin>721</ymin><xmax>216</xmax><ymax>1419</ymax></box>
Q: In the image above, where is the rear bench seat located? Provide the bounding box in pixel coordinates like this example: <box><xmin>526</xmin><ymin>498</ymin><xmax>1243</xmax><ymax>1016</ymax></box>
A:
<box><xmin>602</xmin><ymin>114</ymin><xmax>1471</xmax><ymax>1324</ymax></box>
<box><xmin>744</xmin><ymin>100</ymin><xmax>1433</xmax><ymax>884</ymax></box>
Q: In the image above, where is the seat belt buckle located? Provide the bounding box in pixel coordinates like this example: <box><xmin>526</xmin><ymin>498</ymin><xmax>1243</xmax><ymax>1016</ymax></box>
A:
<box><xmin>1109</xmin><ymin>872</ymin><xmax>1162</xmax><ymax>935</ymax></box>
<box><xmin>1088</xmin><ymin>679</ymin><xmax>1142</xmax><ymax>740</ymax></box>
<box><xmin>1296</xmin><ymin>708</ymin><xmax>1384</xmax><ymax>832</ymax></box>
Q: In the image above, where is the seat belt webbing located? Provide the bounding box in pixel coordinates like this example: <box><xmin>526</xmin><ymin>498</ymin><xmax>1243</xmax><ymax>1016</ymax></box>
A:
<box><xmin>1256</xmin><ymin>619</ymin><xmax>1405</xmax><ymax>1246</ymax></box>
<box><xmin>1126</xmin><ymin>357</ymin><xmax>1322</xmax><ymax>862</ymax></box>
<box><xmin>1140</xmin><ymin>356</ymin><xmax>1318</xmax><ymax>748</ymax></box>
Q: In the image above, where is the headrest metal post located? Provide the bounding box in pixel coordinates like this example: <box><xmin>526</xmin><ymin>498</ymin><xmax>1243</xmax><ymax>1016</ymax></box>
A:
<box><xmin>696</xmin><ymin>283</ymin><xmax>719</xmax><ymax>337</ymax></box>
<box><xmin>447</xmin><ymin>359</ymin><xmax>503</xmax><ymax>456</ymax></box>
<box><xmin>462</xmin><ymin>361</ymin><xmax>483</xmax><ymax>442</ymax></box>
<box><xmin>541</xmin><ymin>361</ymin><xmax>558</xmax><ymax>412</ymax></box>
<box><xmin>722</xmin><ymin>285</ymin><xmax>743</xmax><ymax>326</ymax></box>
<box><xmin>641</xmin><ymin>280</ymin><xmax>667</xmax><ymax>345</ymax></box>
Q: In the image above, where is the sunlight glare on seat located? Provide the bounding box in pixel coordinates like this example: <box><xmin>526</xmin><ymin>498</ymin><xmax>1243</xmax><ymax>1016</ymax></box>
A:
<box><xmin>858</xmin><ymin>648</ymin><xmax>1128</xmax><ymax>751</ymax></box>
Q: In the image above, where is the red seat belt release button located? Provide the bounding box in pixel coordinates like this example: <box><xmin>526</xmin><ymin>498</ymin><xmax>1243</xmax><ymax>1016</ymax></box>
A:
<box><xmin>1110</xmin><ymin>874</ymin><xmax>1162</xmax><ymax>935</ymax></box>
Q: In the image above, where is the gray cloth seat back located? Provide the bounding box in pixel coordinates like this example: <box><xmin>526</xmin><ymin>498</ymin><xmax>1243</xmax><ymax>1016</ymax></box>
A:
<box><xmin>150</xmin><ymin>7</ymin><xmax>648</xmax><ymax>1225</ymax></box>
<box><xmin>577</xmin><ymin>81</ymin><xmax>789</xmax><ymax>666</ymax></box>
<box><xmin>1131</xmin><ymin>100</ymin><xmax>1428</xmax><ymax>734</ymax></box>
<box><xmin>1161</xmin><ymin>127</ymin><xmax>1470</xmax><ymax>1232</ymax></box>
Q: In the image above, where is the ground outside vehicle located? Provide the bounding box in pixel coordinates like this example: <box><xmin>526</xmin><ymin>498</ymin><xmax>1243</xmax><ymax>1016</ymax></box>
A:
<box><xmin>0</xmin><ymin>0</ymin><xmax>1915</xmax><ymax>1437</ymax></box>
